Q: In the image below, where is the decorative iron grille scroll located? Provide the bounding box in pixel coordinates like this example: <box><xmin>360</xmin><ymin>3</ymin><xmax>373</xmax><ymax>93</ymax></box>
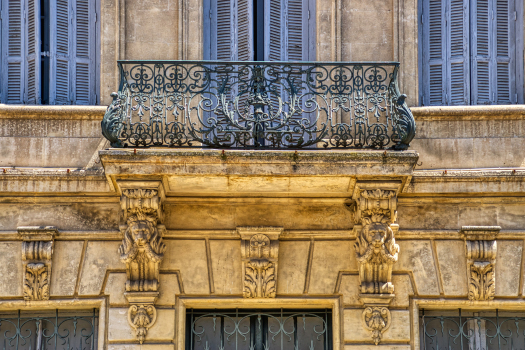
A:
<box><xmin>185</xmin><ymin>309</ymin><xmax>332</xmax><ymax>350</ymax></box>
<box><xmin>0</xmin><ymin>309</ymin><xmax>98</xmax><ymax>350</ymax></box>
<box><xmin>102</xmin><ymin>60</ymin><xmax>415</xmax><ymax>149</ymax></box>
<box><xmin>421</xmin><ymin>309</ymin><xmax>525</xmax><ymax>350</ymax></box>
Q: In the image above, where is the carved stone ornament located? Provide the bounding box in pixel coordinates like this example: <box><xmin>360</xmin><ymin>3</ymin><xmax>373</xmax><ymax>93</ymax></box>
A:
<box><xmin>128</xmin><ymin>303</ymin><xmax>157</xmax><ymax>344</ymax></box>
<box><xmin>18</xmin><ymin>226</ymin><xmax>57</xmax><ymax>301</ymax></box>
<box><xmin>118</xmin><ymin>184</ymin><xmax>166</xmax><ymax>343</ymax></box>
<box><xmin>238</xmin><ymin>227</ymin><xmax>282</xmax><ymax>298</ymax></box>
<box><xmin>460</xmin><ymin>226</ymin><xmax>500</xmax><ymax>301</ymax></box>
<box><xmin>362</xmin><ymin>306</ymin><xmax>391</xmax><ymax>345</ymax></box>
<box><xmin>353</xmin><ymin>188</ymin><xmax>399</xmax><ymax>295</ymax></box>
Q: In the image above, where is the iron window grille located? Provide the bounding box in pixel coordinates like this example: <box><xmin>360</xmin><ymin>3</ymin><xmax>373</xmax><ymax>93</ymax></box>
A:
<box><xmin>0</xmin><ymin>309</ymin><xmax>98</xmax><ymax>350</ymax></box>
<box><xmin>420</xmin><ymin>309</ymin><xmax>525</xmax><ymax>350</ymax></box>
<box><xmin>186</xmin><ymin>309</ymin><xmax>332</xmax><ymax>350</ymax></box>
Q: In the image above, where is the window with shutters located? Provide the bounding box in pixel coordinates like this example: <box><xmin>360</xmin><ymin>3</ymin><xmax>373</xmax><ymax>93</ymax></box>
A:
<box><xmin>420</xmin><ymin>0</ymin><xmax>524</xmax><ymax>105</ymax></box>
<box><xmin>0</xmin><ymin>0</ymin><xmax>98</xmax><ymax>105</ymax></box>
<box><xmin>203</xmin><ymin>0</ymin><xmax>316</xmax><ymax>61</ymax></box>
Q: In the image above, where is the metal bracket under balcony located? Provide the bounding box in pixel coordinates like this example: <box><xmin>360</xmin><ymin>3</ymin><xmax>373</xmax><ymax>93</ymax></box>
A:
<box><xmin>101</xmin><ymin>61</ymin><xmax>415</xmax><ymax>149</ymax></box>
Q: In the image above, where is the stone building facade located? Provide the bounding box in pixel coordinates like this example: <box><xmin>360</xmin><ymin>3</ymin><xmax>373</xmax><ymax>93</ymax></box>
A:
<box><xmin>0</xmin><ymin>1</ymin><xmax>525</xmax><ymax>350</ymax></box>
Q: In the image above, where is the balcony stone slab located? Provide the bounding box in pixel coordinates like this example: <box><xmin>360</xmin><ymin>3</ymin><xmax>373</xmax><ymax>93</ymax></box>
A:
<box><xmin>99</xmin><ymin>149</ymin><xmax>419</xmax><ymax>197</ymax></box>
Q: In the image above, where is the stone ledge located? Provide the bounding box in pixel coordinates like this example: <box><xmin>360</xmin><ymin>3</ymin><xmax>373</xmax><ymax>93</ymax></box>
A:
<box><xmin>0</xmin><ymin>104</ymin><xmax>106</xmax><ymax>120</ymax></box>
<box><xmin>412</xmin><ymin>105</ymin><xmax>525</xmax><ymax>121</ymax></box>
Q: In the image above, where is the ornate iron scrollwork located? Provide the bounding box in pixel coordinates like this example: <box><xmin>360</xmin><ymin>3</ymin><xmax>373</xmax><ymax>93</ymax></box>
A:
<box><xmin>101</xmin><ymin>60</ymin><xmax>416</xmax><ymax>149</ymax></box>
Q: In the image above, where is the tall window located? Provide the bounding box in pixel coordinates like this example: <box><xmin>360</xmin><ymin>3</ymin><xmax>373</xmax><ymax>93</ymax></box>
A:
<box><xmin>1</xmin><ymin>0</ymin><xmax>98</xmax><ymax>105</ymax></box>
<box><xmin>421</xmin><ymin>0</ymin><xmax>524</xmax><ymax>105</ymax></box>
<box><xmin>203</xmin><ymin>0</ymin><xmax>316</xmax><ymax>61</ymax></box>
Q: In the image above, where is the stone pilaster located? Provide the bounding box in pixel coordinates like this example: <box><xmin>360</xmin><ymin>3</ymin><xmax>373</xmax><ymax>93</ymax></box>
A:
<box><xmin>117</xmin><ymin>181</ymin><xmax>166</xmax><ymax>344</ymax></box>
<box><xmin>460</xmin><ymin>226</ymin><xmax>500</xmax><ymax>301</ymax></box>
<box><xmin>18</xmin><ymin>226</ymin><xmax>57</xmax><ymax>301</ymax></box>
<box><xmin>238</xmin><ymin>227</ymin><xmax>282</xmax><ymax>298</ymax></box>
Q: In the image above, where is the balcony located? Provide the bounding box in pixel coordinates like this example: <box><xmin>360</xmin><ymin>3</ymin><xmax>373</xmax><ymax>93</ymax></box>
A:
<box><xmin>101</xmin><ymin>61</ymin><xmax>415</xmax><ymax>149</ymax></box>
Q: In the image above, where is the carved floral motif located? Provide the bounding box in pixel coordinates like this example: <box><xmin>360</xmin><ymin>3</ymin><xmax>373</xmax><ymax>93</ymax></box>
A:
<box><xmin>466</xmin><ymin>239</ymin><xmax>497</xmax><ymax>301</ymax></box>
<box><xmin>239</xmin><ymin>227</ymin><xmax>282</xmax><ymax>299</ymax></box>
<box><xmin>128</xmin><ymin>304</ymin><xmax>157</xmax><ymax>344</ymax></box>
<box><xmin>362</xmin><ymin>306</ymin><xmax>391</xmax><ymax>345</ymax></box>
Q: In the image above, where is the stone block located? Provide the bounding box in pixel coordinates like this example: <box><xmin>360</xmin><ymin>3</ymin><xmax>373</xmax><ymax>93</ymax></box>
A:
<box><xmin>340</xmin><ymin>274</ymin><xmax>360</xmax><ymax>306</ymax></box>
<box><xmin>108</xmin><ymin>308</ymin><xmax>175</xmax><ymax>341</ymax></box>
<box><xmin>162</xmin><ymin>240</ymin><xmax>210</xmax><ymax>294</ymax></box>
<box><xmin>391</xmin><ymin>275</ymin><xmax>414</xmax><ymax>308</ymax></box>
<box><xmin>51</xmin><ymin>241</ymin><xmax>84</xmax><ymax>296</ymax></box>
<box><xmin>496</xmin><ymin>240</ymin><xmax>523</xmax><ymax>296</ymax></box>
<box><xmin>435</xmin><ymin>240</ymin><xmax>468</xmax><ymax>296</ymax></box>
<box><xmin>309</xmin><ymin>241</ymin><xmax>356</xmax><ymax>294</ymax></box>
<box><xmin>109</xmin><ymin>345</ymin><xmax>174</xmax><ymax>350</ymax></box>
<box><xmin>105</xmin><ymin>272</ymin><xmax>127</xmax><ymax>305</ymax></box>
<box><xmin>209</xmin><ymin>240</ymin><xmax>242</xmax><ymax>295</ymax></box>
<box><xmin>0</xmin><ymin>242</ymin><xmax>23</xmax><ymax>297</ymax></box>
<box><xmin>79</xmin><ymin>241</ymin><xmax>124</xmax><ymax>295</ymax></box>
<box><xmin>344</xmin><ymin>309</ymin><xmax>410</xmax><ymax>342</ymax></box>
<box><xmin>395</xmin><ymin>240</ymin><xmax>440</xmax><ymax>296</ymax></box>
<box><xmin>158</xmin><ymin>273</ymin><xmax>181</xmax><ymax>305</ymax></box>
<box><xmin>277</xmin><ymin>241</ymin><xmax>310</xmax><ymax>295</ymax></box>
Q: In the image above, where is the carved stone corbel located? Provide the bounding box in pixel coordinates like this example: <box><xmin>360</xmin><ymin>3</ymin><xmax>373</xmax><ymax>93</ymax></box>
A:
<box><xmin>238</xmin><ymin>227</ymin><xmax>282</xmax><ymax>298</ymax></box>
<box><xmin>18</xmin><ymin>226</ymin><xmax>57</xmax><ymax>301</ymax></box>
<box><xmin>351</xmin><ymin>182</ymin><xmax>401</xmax><ymax>345</ymax></box>
<box><xmin>118</xmin><ymin>182</ymin><xmax>166</xmax><ymax>344</ymax></box>
<box><xmin>460</xmin><ymin>226</ymin><xmax>500</xmax><ymax>301</ymax></box>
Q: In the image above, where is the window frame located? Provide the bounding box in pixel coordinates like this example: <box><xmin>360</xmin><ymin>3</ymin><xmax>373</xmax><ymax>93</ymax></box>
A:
<box><xmin>176</xmin><ymin>298</ymin><xmax>341</xmax><ymax>350</ymax></box>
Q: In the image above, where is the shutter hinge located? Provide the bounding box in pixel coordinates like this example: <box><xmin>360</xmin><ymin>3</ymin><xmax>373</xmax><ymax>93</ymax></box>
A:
<box><xmin>209</xmin><ymin>9</ymin><xmax>212</xmax><ymax>19</ymax></box>
<box><xmin>515</xmin><ymin>11</ymin><xmax>517</xmax><ymax>21</ymax></box>
<box><xmin>308</xmin><ymin>10</ymin><xmax>310</xmax><ymax>19</ymax></box>
<box><xmin>95</xmin><ymin>13</ymin><xmax>98</xmax><ymax>23</ymax></box>
<box><xmin>515</xmin><ymin>93</ymin><xmax>518</xmax><ymax>103</ymax></box>
<box><xmin>421</xmin><ymin>13</ymin><xmax>424</xmax><ymax>24</ymax></box>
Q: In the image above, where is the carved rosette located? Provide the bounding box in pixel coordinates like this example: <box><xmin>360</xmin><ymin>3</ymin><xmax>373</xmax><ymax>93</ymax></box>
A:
<box><xmin>353</xmin><ymin>187</ymin><xmax>399</xmax><ymax>295</ymax></box>
<box><xmin>461</xmin><ymin>226</ymin><xmax>500</xmax><ymax>301</ymax></box>
<box><xmin>118</xmin><ymin>184</ymin><xmax>166</xmax><ymax>343</ymax></box>
<box><xmin>362</xmin><ymin>306</ymin><xmax>391</xmax><ymax>345</ymax></box>
<box><xmin>18</xmin><ymin>226</ymin><xmax>57</xmax><ymax>301</ymax></box>
<box><xmin>238</xmin><ymin>227</ymin><xmax>282</xmax><ymax>298</ymax></box>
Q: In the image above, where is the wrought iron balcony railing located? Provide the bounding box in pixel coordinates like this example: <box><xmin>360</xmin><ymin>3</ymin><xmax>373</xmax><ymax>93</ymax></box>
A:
<box><xmin>102</xmin><ymin>60</ymin><xmax>415</xmax><ymax>149</ymax></box>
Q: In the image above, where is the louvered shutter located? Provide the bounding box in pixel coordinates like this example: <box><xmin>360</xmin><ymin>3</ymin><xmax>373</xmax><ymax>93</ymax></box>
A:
<box><xmin>447</xmin><ymin>0</ymin><xmax>469</xmax><ymax>105</ymax></box>
<box><xmin>471</xmin><ymin>0</ymin><xmax>492</xmax><ymax>103</ymax></box>
<box><xmin>2</xmin><ymin>0</ymin><xmax>26</xmax><ymax>103</ymax></box>
<box><xmin>51</xmin><ymin>0</ymin><xmax>71</xmax><ymax>104</ymax></box>
<box><xmin>422</xmin><ymin>0</ymin><xmax>446</xmax><ymax>105</ymax></box>
<box><xmin>25</xmin><ymin>0</ymin><xmax>40</xmax><ymax>104</ymax></box>
<box><xmin>73</xmin><ymin>0</ymin><xmax>96</xmax><ymax>104</ymax></box>
<box><xmin>494</xmin><ymin>0</ymin><xmax>515</xmax><ymax>103</ymax></box>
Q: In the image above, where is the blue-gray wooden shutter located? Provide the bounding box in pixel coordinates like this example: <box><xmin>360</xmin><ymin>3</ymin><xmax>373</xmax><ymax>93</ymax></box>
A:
<box><xmin>264</xmin><ymin>0</ymin><xmax>315</xmax><ymax>61</ymax></box>
<box><xmin>50</xmin><ymin>0</ymin><xmax>96</xmax><ymax>105</ymax></box>
<box><xmin>205</xmin><ymin>0</ymin><xmax>253</xmax><ymax>60</ymax></box>
<box><xmin>494</xmin><ymin>0</ymin><xmax>515</xmax><ymax>103</ymax></box>
<box><xmin>25</xmin><ymin>0</ymin><xmax>40</xmax><ymax>103</ymax></box>
<box><xmin>422</xmin><ymin>0</ymin><xmax>446</xmax><ymax>105</ymax></box>
<box><xmin>1</xmin><ymin>0</ymin><xmax>26</xmax><ymax>103</ymax></box>
<box><xmin>447</xmin><ymin>0</ymin><xmax>469</xmax><ymax>105</ymax></box>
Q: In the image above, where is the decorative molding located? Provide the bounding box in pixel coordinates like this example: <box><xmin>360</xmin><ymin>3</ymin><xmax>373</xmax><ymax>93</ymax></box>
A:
<box><xmin>362</xmin><ymin>306</ymin><xmax>391</xmax><ymax>345</ymax></box>
<box><xmin>238</xmin><ymin>227</ymin><xmax>282</xmax><ymax>298</ymax></box>
<box><xmin>461</xmin><ymin>226</ymin><xmax>500</xmax><ymax>301</ymax></box>
<box><xmin>117</xmin><ymin>182</ymin><xmax>166</xmax><ymax>344</ymax></box>
<box><xmin>18</xmin><ymin>226</ymin><xmax>57</xmax><ymax>301</ymax></box>
<box><xmin>353</xmin><ymin>185</ymin><xmax>400</xmax><ymax>295</ymax></box>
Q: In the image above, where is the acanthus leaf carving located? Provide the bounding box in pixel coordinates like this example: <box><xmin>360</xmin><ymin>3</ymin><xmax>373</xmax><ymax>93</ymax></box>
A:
<box><xmin>461</xmin><ymin>227</ymin><xmax>500</xmax><ymax>302</ymax></box>
<box><xmin>238</xmin><ymin>227</ymin><xmax>282</xmax><ymax>299</ymax></box>
<box><xmin>18</xmin><ymin>227</ymin><xmax>56</xmax><ymax>301</ymax></box>
<box><xmin>128</xmin><ymin>304</ymin><xmax>157</xmax><ymax>344</ymax></box>
<box><xmin>362</xmin><ymin>306</ymin><xmax>391</xmax><ymax>345</ymax></box>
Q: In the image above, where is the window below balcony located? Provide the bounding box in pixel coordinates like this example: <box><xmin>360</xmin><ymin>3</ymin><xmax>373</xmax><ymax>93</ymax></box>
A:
<box><xmin>1</xmin><ymin>0</ymin><xmax>98</xmax><ymax>105</ymax></box>
<box><xmin>0</xmin><ymin>309</ymin><xmax>98</xmax><ymax>350</ymax></box>
<box><xmin>420</xmin><ymin>0</ymin><xmax>524</xmax><ymax>106</ymax></box>
<box><xmin>420</xmin><ymin>309</ymin><xmax>525</xmax><ymax>350</ymax></box>
<box><xmin>186</xmin><ymin>309</ymin><xmax>332</xmax><ymax>350</ymax></box>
